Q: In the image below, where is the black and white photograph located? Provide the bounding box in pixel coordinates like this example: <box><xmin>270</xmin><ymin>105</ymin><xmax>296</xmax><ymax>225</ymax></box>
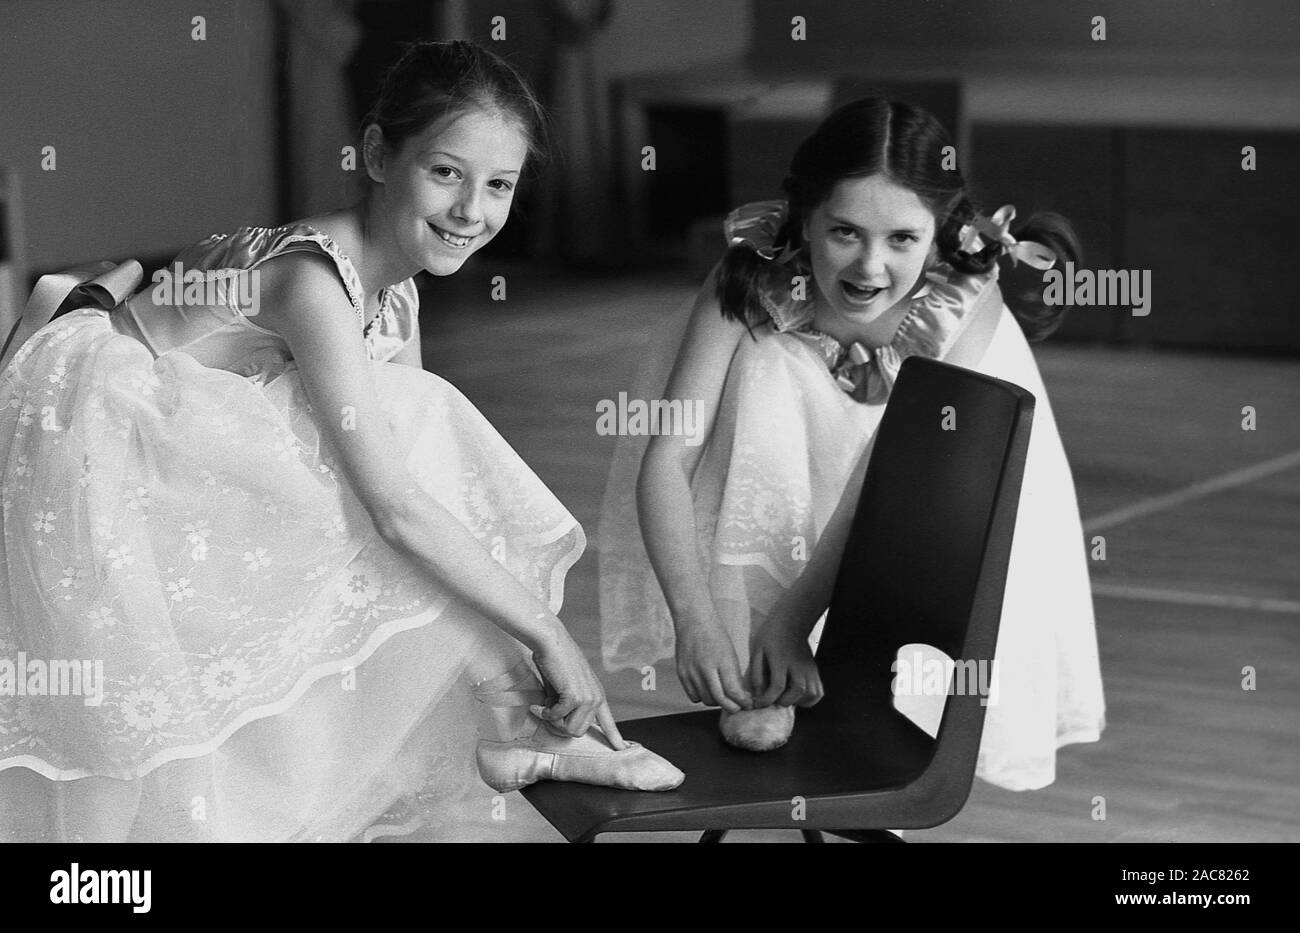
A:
<box><xmin>0</xmin><ymin>0</ymin><xmax>1294</xmax><ymax>891</ymax></box>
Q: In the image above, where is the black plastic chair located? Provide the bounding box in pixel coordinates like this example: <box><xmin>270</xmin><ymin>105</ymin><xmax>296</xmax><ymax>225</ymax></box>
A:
<box><xmin>523</xmin><ymin>356</ymin><xmax>1035</xmax><ymax>842</ymax></box>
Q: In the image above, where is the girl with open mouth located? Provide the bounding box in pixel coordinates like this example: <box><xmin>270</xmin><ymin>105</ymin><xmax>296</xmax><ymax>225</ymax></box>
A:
<box><xmin>600</xmin><ymin>97</ymin><xmax>1105</xmax><ymax>792</ymax></box>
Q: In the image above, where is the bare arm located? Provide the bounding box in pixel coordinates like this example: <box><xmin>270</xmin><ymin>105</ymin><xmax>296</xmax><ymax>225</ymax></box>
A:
<box><xmin>255</xmin><ymin>253</ymin><xmax>621</xmax><ymax>739</ymax></box>
<box><xmin>257</xmin><ymin>253</ymin><xmax>564</xmax><ymax>649</ymax></box>
<box><xmin>636</xmin><ymin>266</ymin><xmax>752</xmax><ymax>710</ymax></box>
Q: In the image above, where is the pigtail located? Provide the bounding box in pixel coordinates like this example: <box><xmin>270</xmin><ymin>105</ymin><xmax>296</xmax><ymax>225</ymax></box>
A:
<box><xmin>938</xmin><ymin>198</ymin><xmax>1083</xmax><ymax>343</ymax></box>
<box><xmin>1003</xmin><ymin>212</ymin><xmax>1082</xmax><ymax>342</ymax></box>
<box><xmin>936</xmin><ymin>196</ymin><xmax>994</xmax><ymax>274</ymax></box>
<box><xmin>714</xmin><ymin>207</ymin><xmax>803</xmax><ymax>328</ymax></box>
<box><xmin>715</xmin><ymin>243</ymin><xmax>772</xmax><ymax>326</ymax></box>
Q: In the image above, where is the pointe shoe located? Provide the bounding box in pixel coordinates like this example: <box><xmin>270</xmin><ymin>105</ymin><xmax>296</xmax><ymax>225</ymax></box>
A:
<box><xmin>476</xmin><ymin>713</ymin><xmax>685</xmax><ymax>794</ymax></box>
<box><xmin>471</xmin><ymin>659</ymin><xmax>685</xmax><ymax>794</ymax></box>
<box><xmin>719</xmin><ymin>705</ymin><xmax>795</xmax><ymax>751</ymax></box>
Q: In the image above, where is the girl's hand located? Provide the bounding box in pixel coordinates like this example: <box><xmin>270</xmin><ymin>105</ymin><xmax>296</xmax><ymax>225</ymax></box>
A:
<box><xmin>675</xmin><ymin>618</ymin><xmax>754</xmax><ymax>712</ymax></box>
<box><xmin>530</xmin><ymin>631</ymin><xmax>628</xmax><ymax>749</ymax></box>
<box><xmin>749</xmin><ymin>621</ymin><xmax>824</xmax><ymax>708</ymax></box>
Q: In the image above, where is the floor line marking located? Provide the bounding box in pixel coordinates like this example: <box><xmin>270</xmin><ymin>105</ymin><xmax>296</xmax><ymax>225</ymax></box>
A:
<box><xmin>1082</xmin><ymin>447</ymin><xmax>1300</xmax><ymax>533</ymax></box>
<box><xmin>1092</xmin><ymin>583</ymin><xmax>1300</xmax><ymax>615</ymax></box>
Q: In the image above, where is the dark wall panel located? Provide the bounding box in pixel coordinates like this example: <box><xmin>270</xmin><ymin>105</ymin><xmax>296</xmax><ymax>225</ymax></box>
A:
<box><xmin>746</xmin><ymin>0</ymin><xmax>1300</xmax><ymax>71</ymax></box>
<box><xmin>968</xmin><ymin>125</ymin><xmax>1120</xmax><ymax>342</ymax></box>
<box><xmin>1122</xmin><ymin>129</ymin><xmax>1299</xmax><ymax>351</ymax></box>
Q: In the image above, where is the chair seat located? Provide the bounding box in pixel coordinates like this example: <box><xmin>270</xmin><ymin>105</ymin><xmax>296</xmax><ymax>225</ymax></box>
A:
<box><xmin>521</xmin><ymin>705</ymin><xmax>942</xmax><ymax>841</ymax></box>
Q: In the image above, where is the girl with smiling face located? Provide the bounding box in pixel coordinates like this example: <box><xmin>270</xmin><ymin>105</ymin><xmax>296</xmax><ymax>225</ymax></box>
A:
<box><xmin>600</xmin><ymin>98</ymin><xmax>1106</xmax><ymax>791</ymax></box>
<box><xmin>0</xmin><ymin>40</ymin><xmax>681</xmax><ymax>843</ymax></box>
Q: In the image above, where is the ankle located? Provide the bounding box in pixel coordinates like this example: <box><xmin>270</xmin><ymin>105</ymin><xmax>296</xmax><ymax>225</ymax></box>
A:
<box><xmin>484</xmin><ymin>705</ymin><xmax>536</xmax><ymax>742</ymax></box>
<box><xmin>471</xmin><ymin>658</ymin><xmax>545</xmax><ymax>742</ymax></box>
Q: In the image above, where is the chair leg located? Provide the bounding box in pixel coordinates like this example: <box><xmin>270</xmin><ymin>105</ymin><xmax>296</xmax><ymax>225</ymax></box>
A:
<box><xmin>801</xmin><ymin>830</ymin><xmax>826</xmax><ymax>843</ymax></box>
<box><xmin>698</xmin><ymin>829</ymin><xmax>729</xmax><ymax>843</ymax></box>
<box><xmin>825</xmin><ymin>829</ymin><xmax>906</xmax><ymax>843</ymax></box>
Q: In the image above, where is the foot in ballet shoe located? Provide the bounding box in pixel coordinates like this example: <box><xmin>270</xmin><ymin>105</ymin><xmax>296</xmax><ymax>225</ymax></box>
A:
<box><xmin>719</xmin><ymin>705</ymin><xmax>795</xmax><ymax>751</ymax></box>
<box><xmin>471</xmin><ymin>659</ymin><xmax>684</xmax><ymax>793</ymax></box>
<box><xmin>476</xmin><ymin>712</ymin><xmax>685</xmax><ymax>794</ymax></box>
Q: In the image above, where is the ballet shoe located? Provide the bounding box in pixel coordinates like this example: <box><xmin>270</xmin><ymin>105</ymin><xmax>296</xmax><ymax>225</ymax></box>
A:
<box><xmin>471</xmin><ymin>658</ymin><xmax>685</xmax><ymax>794</ymax></box>
<box><xmin>476</xmin><ymin>711</ymin><xmax>685</xmax><ymax>794</ymax></box>
<box><xmin>719</xmin><ymin>705</ymin><xmax>795</xmax><ymax>751</ymax></box>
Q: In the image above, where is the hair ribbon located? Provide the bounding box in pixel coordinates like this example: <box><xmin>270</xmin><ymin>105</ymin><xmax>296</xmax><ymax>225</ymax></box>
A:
<box><xmin>724</xmin><ymin>200</ymin><xmax>801</xmax><ymax>264</ymax></box>
<box><xmin>959</xmin><ymin>205</ymin><xmax>1056</xmax><ymax>270</ymax></box>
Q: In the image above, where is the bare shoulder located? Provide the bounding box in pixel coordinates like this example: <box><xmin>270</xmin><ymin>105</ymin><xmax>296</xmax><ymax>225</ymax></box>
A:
<box><xmin>241</xmin><ymin>248</ymin><xmax>414</xmax><ymax>531</ymax></box>
<box><xmin>678</xmin><ymin>262</ymin><xmax>747</xmax><ymax>363</ymax></box>
<box><xmin>250</xmin><ymin>250</ymin><xmax>360</xmax><ymax>355</ymax></box>
<box><xmin>648</xmin><ymin>262</ymin><xmax>747</xmax><ymax>464</ymax></box>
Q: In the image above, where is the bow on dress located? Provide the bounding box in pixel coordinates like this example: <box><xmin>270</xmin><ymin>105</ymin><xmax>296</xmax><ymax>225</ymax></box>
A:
<box><xmin>1</xmin><ymin>259</ymin><xmax>144</xmax><ymax>374</ymax></box>
<box><xmin>828</xmin><ymin>331</ymin><xmax>907</xmax><ymax>405</ymax></box>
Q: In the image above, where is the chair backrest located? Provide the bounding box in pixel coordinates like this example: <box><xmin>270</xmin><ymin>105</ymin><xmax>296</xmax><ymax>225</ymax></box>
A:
<box><xmin>813</xmin><ymin>356</ymin><xmax>1034</xmax><ymax>733</ymax></box>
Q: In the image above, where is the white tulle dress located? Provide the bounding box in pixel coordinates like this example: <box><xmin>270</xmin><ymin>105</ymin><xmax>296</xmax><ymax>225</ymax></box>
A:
<box><xmin>599</xmin><ymin>202</ymin><xmax>1106</xmax><ymax>792</ymax></box>
<box><xmin>0</xmin><ymin>224</ymin><xmax>584</xmax><ymax>841</ymax></box>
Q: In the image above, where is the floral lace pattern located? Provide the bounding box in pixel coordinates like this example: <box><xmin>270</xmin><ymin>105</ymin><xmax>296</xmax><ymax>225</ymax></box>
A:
<box><xmin>0</xmin><ymin>311</ymin><xmax>581</xmax><ymax>781</ymax></box>
<box><xmin>0</xmin><ymin>230</ymin><xmax>583</xmax><ymax>841</ymax></box>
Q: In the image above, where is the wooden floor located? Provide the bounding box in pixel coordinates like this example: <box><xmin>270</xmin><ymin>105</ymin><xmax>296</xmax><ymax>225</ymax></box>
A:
<box><xmin>405</xmin><ymin>264</ymin><xmax>1300</xmax><ymax>843</ymax></box>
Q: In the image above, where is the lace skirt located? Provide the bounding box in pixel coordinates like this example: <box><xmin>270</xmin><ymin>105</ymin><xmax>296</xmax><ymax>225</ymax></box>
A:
<box><xmin>598</xmin><ymin>306</ymin><xmax>1105</xmax><ymax>791</ymax></box>
<box><xmin>0</xmin><ymin>309</ymin><xmax>584</xmax><ymax>840</ymax></box>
